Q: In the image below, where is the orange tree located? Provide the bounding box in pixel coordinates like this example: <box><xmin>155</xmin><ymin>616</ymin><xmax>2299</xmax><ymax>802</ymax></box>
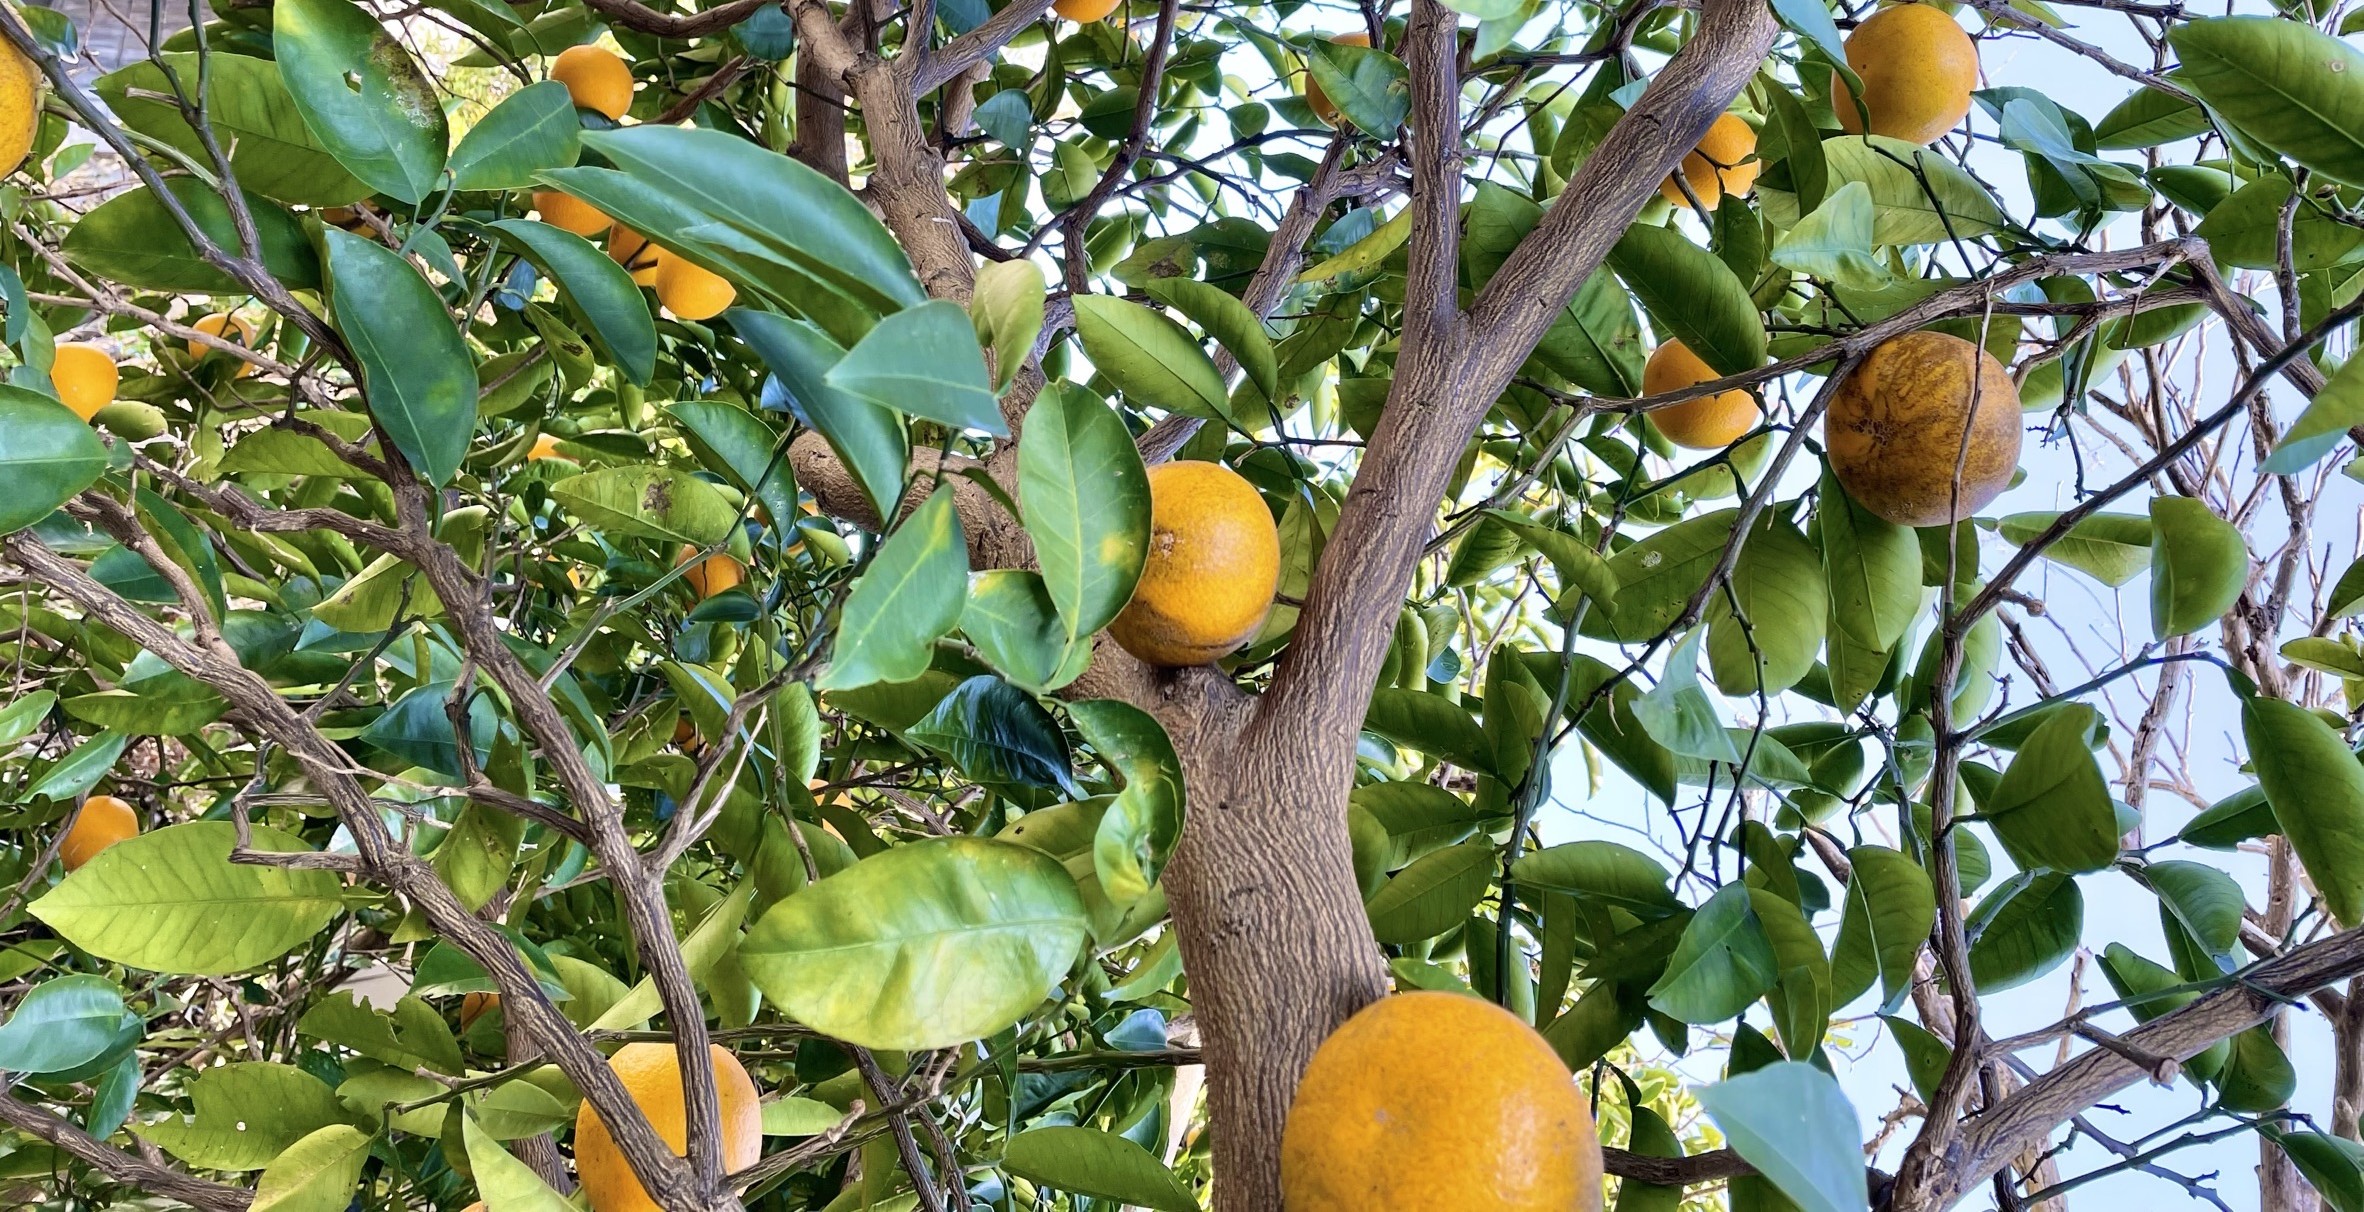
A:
<box><xmin>1</xmin><ymin>0</ymin><xmax>2363</xmax><ymax>1208</ymax></box>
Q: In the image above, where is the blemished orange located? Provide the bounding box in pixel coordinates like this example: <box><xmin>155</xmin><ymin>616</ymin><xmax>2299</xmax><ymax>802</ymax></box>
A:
<box><xmin>574</xmin><ymin>1042</ymin><xmax>763</xmax><ymax>1212</ymax></box>
<box><xmin>676</xmin><ymin>545</ymin><xmax>745</xmax><ymax>598</ymax></box>
<box><xmin>1659</xmin><ymin>113</ymin><xmax>1761</xmax><ymax>211</ymax></box>
<box><xmin>552</xmin><ymin>44</ymin><xmax>634</xmax><ymax>120</ymax></box>
<box><xmin>1641</xmin><ymin>339</ymin><xmax>1759</xmax><ymax>449</ymax></box>
<box><xmin>459</xmin><ymin>991</ymin><xmax>499</xmax><ymax>1031</ymax></box>
<box><xmin>1826</xmin><ymin>329</ymin><xmax>2022</xmax><ymax>527</ymax></box>
<box><xmin>655</xmin><ymin>256</ymin><xmax>735</xmax><ymax>321</ymax></box>
<box><xmin>1108</xmin><ymin>460</ymin><xmax>1279</xmax><ymax>667</ymax></box>
<box><xmin>608</xmin><ymin>227</ymin><xmax>664</xmax><ymax>285</ymax></box>
<box><xmin>1281</xmin><ymin>992</ymin><xmax>1604</xmax><ymax>1212</ymax></box>
<box><xmin>1305</xmin><ymin>32</ymin><xmax>1372</xmax><ymax>127</ymax></box>
<box><xmin>50</xmin><ymin>343</ymin><xmax>118</xmax><ymax>421</ymax></box>
<box><xmin>534</xmin><ymin>189</ymin><xmax>612</xmax><ymax>238</ymax></box>
<box><xmin>188</xmin><ymin>313</ymin><xmax>258</xmax><ymax>379</ymax></box>
<box><xmin>1053</xmin><ymin>0</ymin><xmax>1122</xmax><ymax>19</ymax></box>
<box><xmin>61</xmin><ymin>795</ymin><xmax>139</xmax><ymax>871</ymax></box>
<box><xmin>1832</xmin><ymin>4</ymin><xmax>1979</xmax><ymax>147</ymax></box>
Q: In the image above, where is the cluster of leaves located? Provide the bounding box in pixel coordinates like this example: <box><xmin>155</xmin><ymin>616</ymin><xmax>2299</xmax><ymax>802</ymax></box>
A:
<box><xmin>0</xmin><ymin>0</ymin><xmax>2360</xmax><ymax>1206</ymax></box>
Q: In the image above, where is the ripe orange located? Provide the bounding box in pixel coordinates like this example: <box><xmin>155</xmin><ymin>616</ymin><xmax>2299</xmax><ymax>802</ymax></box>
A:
<box><xmin>1281</xmin><ymin>992</ymin><xmax>1604</xmax><ymax>1211</ymax></box>
<box><xmin>459</xmin><ymin>991</ymin><xmax>499</xmax><ymax>1031</ymax></box>
<box><xmin>1053</xmin><ymin>0</ymin><xmax>1122</xmax><ymax>18</ymax></box>
<box><xmin>1659</xmin><ymin>113</ymin><xmax>1761</xmax><ymax>211</ymax></box>
<box><xmin>655</xmin><ymin>256</ymin><xmax>735</xmax><ymax>321</ymax></box>
<box><xmin>573</xmin><ymin>1042</ymin><xmax>763</xmax><ymax>1212</ymax></box>
<box><xmin>50</xmin><ymin>343</ymin><xmax>118</xmax><ymax>421</ymax></box>
<box><xmin>1305</xmin><ymin>32</ymin><xmax>1373</xmax><ymax>127</ymax></box>
<box><xmin>608</xmin><ymin>227</ymin><xmax>664</xmax><ymax>285</ymax></box>
<box><xmin>1826</xmin><ymin>329</ymin><xmax>2022</xmax><ymax>526</ymax></box>
<box><xmin>552</xmin><ymin>44</ymin><xmax>634</xmax><ymax>121</ymax></box>
<box><xmin>319</xmin><ymin>204</ymin><xmax>373</xmax><ymax>232</ymax></box>
<box><xmin>1108</xmin><ymin>461</ymin><xmax>1280</xmax><ymax>666</ymax></box>
<box><xmin>533</xmin><ymin>189</ymin><xmax>613</xmax><ymax>238</ymax></box>
<box><xmin>188</xmin><ymin>313</ymin><xmax>258</xmax><ymax>379</ymax></box>
<box><xmin>676</xmin><ymin>545</ymin><xmax>745</xmax><ymax>598</ymax></box>
<box><xmin>1832</xmin><ymin>4</ymin><xmax>1979</xmax><ymax>147</ymax></box>
<box><xmin>673</xmin><ymin>715</ymin><xmax>701</xmax><ymax>750</ymax></box>
<box><xmin>527</xmin><ymin>433</ymin><xmax>574</xmax><ymax>462</ymax></box>
<box><xmin>1641</xmin><ymin>339</ymin><xmax>1759</xmax><ymax>449</ymax></box>
<box><xmin>61</xmin><ymin>795</ymin><xmax>139</xmax><ymax>871</ymax></box>
<box><xmin>0</xmin><ymin>41</ymin><xmax>37</xmax><ymax>179</ymax></box>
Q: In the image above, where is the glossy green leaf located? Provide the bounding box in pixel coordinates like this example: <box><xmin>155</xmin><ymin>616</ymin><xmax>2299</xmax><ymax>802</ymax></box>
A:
<box><xmin>1708</xmin><ymin>516</ymin><xmax>1827</xmax><ymax>695</ymax></box>
<box><xmin>1073</xmin><ymin>294</ymin><xmax>1231</xmax><ymax>419</ymax></box>
<box><xmin>0</xmin><ymin>387</ymin><xmax>107</xmax><ymax>534</ymax></box>
<box><xmin>2094</xmin><ymin>85</ymin><xmax>2211</xmax><ymax>150</ymax></box>
<box><xmin>1143</xmin><ymin>276</ymin><xmax>1280</xmax><ymax>402</ymax></box>
<box><xmin>1751</xmin><ymin>889</ymin><xmax>1830</xmax><ymax>1057</ymax></box>
<box><xmin>323</xmin><ymin>229</ymin><xmax>477</xmax><ymax>484</ymax></box>
<box><xmin>827</xmin><ymin>300</ymin><xmax>1004</xmax><ymax>435</ymax></box>
<box><xmin>1997</xmin><ymin>511</ymin><xmax>2153</xmax><ymax>586</ymax></box>
<box><xmin>30</xmin><ymin>731</ymin><xmax>132</xmax><ymax>802</ymax></box>
<box><xmin>0</xmin><ymin>974</ymin><xmax>128</xmax><ymax>1076</ymax></box>
<box><xmin>62</xmin><ymin>180</ymin><xmax>320</xmax><ymax>293</ymax></box>
<box><xmin>1965</xmin><ymin>870</ymin><xmax>2083</xmax><ymax>992</ymax></box>
<box><xmin>1771</xmin><ymin>181</ymin><xmax>1888</xmax><ymax>289</ymax></box>
<box><xmin>1816</xmin><ymin>135</ymin><xmax>2004</xmax><ymax>244</ymax></box>
<box><xmin>739</xmin><ymin>837</ymin><xmax>1089</xmax><ymax>1049</ymax></box>
<box><xmin>760</xmin><ymin>1097</ymin><xmax>847</xmax><ymax>1136</ymax></box>
<box><xmin>2170</xmin><ymin>17</ymin><xmax>2364</xmax><ymax>188</ymax></box>
<box><xmin>274</xmin><ymin>0</ymin><xmax>449</xmax><ymax>202</ymax></box>
<box><xmin>251</xmin><ymin>1124</ymin><xmax>372</xmax><ymax>1212</ymax></box>
<box><xmin>1364</xmin><ymin>688</ymin><xmax>1492</xmax><ymax>772</ymax></box>
<box><xmin>2264</xmin><ymin>353</ymin><xmax>2364</xmax><ymax>474</ymax></box>
<box><xmin>669</xmin><ymin>400</ymin><xmax>797</xmax><ymax>528</ymax></box>
<box><xmin>971</xmin><ymin>259</ymin><xmax>1046</xmax><ymax>391</ymax></box>
<box><xmin>1512</xmin><ymin>840</ymin><xmax>1682</xmax><ymax>918</ymax></box>
<box><xmin>449</xmin><ymin>80</ymin><xmax>579</xmax><ymax>191</ymax></box>
<box><xmin>1071</xmin><ymin>699</ymin><xmax>1184</xmax><ymax>905</ymax></box>
<box><xmin>30</xmin><ymin>822</ymin><xmax>342</xmax><ymax>975</ymax></box>
<box><xmin>905</xmin><ymin>675</ymin><xmax>1077</xmax><ymax>794</ymax></box>
<box><xmin>733</xmin><ymin>307</ymin><xmax>907</xmax><ymax>521</ymax></box>
<box><xmin>2149</xmin><ymin>495</ymin><xmax>2248</xmax><ymax>639</ymax></box>
<box><xmin>1978</xmin><ymin>702</ymin><xmax>2120</xmax><ymax>873</ymax></box>
<box><xmin>2245</xmin><ymin>695</ymin><xmax>2364</xmax><ymax>927</ymax></box>
<box><xmin>2193</xmin><ymin>175</ymin><xmax>2364</xmax><ymax>271</ymax></box>
<box><xmin>97</xmin><ymin>53</ymin><xmax>369</xmax><ymax>205</ymax></box>
<box><xmin>1648</xmin><ymin>883</ymin><xmax>1777</xmax><ymax>1023</ymax></box>
<box><xmin>2218</xmin><ymin>1024</ymin><xmax>2297</xmax><ymax>1112</ymax></box>
<box><xmin>962</xmin><ymin>570</ymin><xmax>1089</xmax><ymax>693</ymax></box>
<box><xmin>1019</xmin><ymin>383</ymin><xmax>1150</xmax><ymax>642</ymax></box>
<box><xmin>550</xmin><ymin>467</ymin><xmax>739</xmax><ymax>546</ymax></box>
<box><xmin>1303</xmin><ymin>37</ymin><xmax>1411</xmax><ymax>133</ymax></box>
<box><xmin>2148</xmin><ymin>858</ymin><xmax>2243</xmax><ymax>970</ymax></box>
<box><xmin>1365</xmin><ymin>841</ymin><xmax>1495</xmax><ymax>945</ymax></box>
<box><xmin>461</xmin><ymin>1113</ymin><xmax>573</xmax><ymax>1211</ymax></box>
<box><xmin>140</xmin><ymin>1062</ymin><xmax>349</xmax><ymax>1171</ymax></box>
<box><xmin>1696</xmin><ymin>1062</ymin><xmax>1867</xmax><ymax>1212</ymax></box>
<box><xmin>1004</xmin><ymin>1126</ymin><xmax>1197</xmax><ymax>1212</ymax></box>
<box><xmin>1633</xmin><ymin>630</ymin><xmax>1740</xmax><ymax>763</ymax></box>
<box><xmin>1828</xmin><ymin>845</ymin><xmax>1935</xmax><ymax>1012</ymax></box>
<box><xmin>1583</xmin><ymin>508</ymin><xmax>1739</xmax><ymax>643</ymax></box>
<box><xmin>2283</xmin><ymin>1132</ymin><xmax>2364</xmax><ymax>1212</ymax></box>
<box><xmin>489</xmin><ymin>219</ymin><xmax>655</xmax><ymax>385</ymax></box>
<box><xmin>821</xmin><ymin>488</ymin><xmax>969</xmax><ymax>691</ymax></box>
<box><xmin>1607</xmin><ymin>222</ymin><xmax>1766</xmax><ymax>375</ymax></box>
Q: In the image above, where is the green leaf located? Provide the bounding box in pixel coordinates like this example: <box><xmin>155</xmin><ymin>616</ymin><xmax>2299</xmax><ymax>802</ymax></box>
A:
<box><xmin>1829</xmin><ymin>845</ymin><xmax>1935</xmax><ymax>1012</ymax></box>
<box><xmin>1512</xmin><ymin>840</ymin><xmax>1682</xmax><ymax>918</ymax></box>
<box><xmin>29</xmin><ymin>731</ymin><xmax>131</xmax><ymax>801</ymax></box>
<box><xmin>1072</xmin><ymin>294</ymin><xmax>1231</xmax><ymax>420</ymax></box>
<box><xmin>1751</xmin><ymin>889</ymin><xmax>1831</xmax><ymax>1057</ymax></box>
<box><xmin>2169</xmin><ymin>17</ymin><xmax>2364</xmax><ymax>188</ymax></box>
<box><xmin>1071</xmin><ymin>699</ymin><xmax>1184</xmax><ymax>906</ymax></box>
<box><xmin>2149</xmin><ymin>496</ymin><xmax>2248</xmax><ymax>640</ymax></box>
<box><xmin>2283</xmin><ymin>1132</ymin><xmax>2364</xmax><ymax>1212</ymax></box>
<box><xmin>971</xmin><ymin>259</ymin><xmax>1046</xmax><ymax>391</ymax></box>
<box><xmin>738</xmin><ymin>837</ymin><xmax>1089</xmax><ymax>1049</ymax></box>
<box><xmin>1633</xmin><ymin>630</ymin><xmax>1741</xmax><ymax>763</ymax></box>
<box><xmin>0</xmin><ymin>691</ymin><xmax>56</xmax><ymax>749</ymax></box>
<box><xmin>448</xmin><ymin>80</ymin><xmax>578</xmax><ymax>191</ymax></box>
<box><xmin>1816</xmin><ymin>135</ymin><xmax>2005</xmax><ymax>244</ymax></box>
<box><xmin>96</xmin><ymin>53</ymin><xmax>369</xmax><ymax>205</ymax></box>
<box><xmin>2245</xmin><ymin>695</ymin><xmax>2364</xmax><ymax>927</ymax></box>
<box><xmin>2218</xmin><ymin>1025</ymin><xmax>2297</xmax><ymax>1112</ymax></box>
<box><xmin>669</xmin><ymin>400</ymin><xmax>796</xmax><ymax>529</ymax></box>
<box><xmin>1612</xmin><ymin>1105</ymin><xmax>1687</xmax><ymax>1212</ymax></box>
<box><xmin>1696</xmin><ymin>1062</ymin><xmax>1867</xmax><ymax>1212</ymax></box>
<box><xmin>1582</xmin><ymin>508</ymin><xmax>1739</xmax><ymax>644</ymax></box>
<box><xmin>2264</xmin><ymin>353</ymin><xmax>2364</xmax><ymax>474</ymax></box>
<box><xmin>1977</xmin><ymin>702</ymin><xmax>2120</xmax><ymax>874</ymax></box>
<box><xmin>2193</xmin><ymin>175</ymin><xmax>2364</xmax><ymax>271</ymax></box>
<box><xmin>962</xmin><ymin>570</ymin><xmax>1089</xmax><ymax>693</ymax></box>
<box><xmin>2148</xmin><ymin>858</ymin><xmax>2244</xmax><ymax>969</ymax></box>
<box><xmin>1143</xmin><ymin>276</ymin><xmax>1280</xmax><ymax>402</ymax></box>
<box><xmin>1364</xmin><ymin>688</ymin><xmax>1492</xmax><ymax>772</ymax></box>
<box><xmin>821</xmin><ymin>488</ymin><xmax>970</xmax><ymax>691</ymax></box>
<box><xmin>297</xmin><ymin>993</ymin><xmax>463</xmax><ymax>1075</ymax></box>
<box><xmin>1708</xmin><ymin>517</ymin><xmax>1827</xmax><ymax>695</ymax></box>
<box><xmin>1303</xmin><ymin>37</ymin><xmax>1411</xmax><ymax>133</ymax></box>
<box><xmin>1965</xmin><ymin>871</ymin><xmax>2083</xmax><ymax>992</ymax></box>
<box><xmin>0</xmin><ymin>974</ymin><xmax>128</xmax><ymax>1076</ymax></box>
<box><xmin>1489</xmin><ymin>511</ymin><xmax>1620</xmax><ymax>609</ymax></box>
<box><xmin>323</xmin><ymin>229</ymin><xmax>477</xmax><ymax>485</ymax></box>
<box><xmin>1365</xmin><ymin>841</ymin><xmax>1495</xmax><ymax>945</ymax></box>
<box><xmin>62</xmin><ymin>180</ymin><xmax>320</xmax><ymax>293</ymax></box>
<box><xmin>29</xmin><ymin>822</ymin><xmax>343</xmax><ymax>976</ymax></box>
<box><xmin>1018</xmin><ymin>384</ymin><xmax>1150</xmax><ymax>642</ymax></box>
<box><xmin>1003</xmin><ymin>1126</ymin><xmax>1197</xmax><ymax>1212</ymax></box>
<box><xmin>0</xmin><ymin>387</ymin><xmax>106</xmax><ymax>534</ymax></box>
<box><xmin>2094</xmin><ymin>86</ymin><xmax>2211</xmax><ymax>150</ymax></box>
<box><xmin>1771</xmin><ymin>181</ymin><xmax>1888</xmax><ymax>289</ymax></box>
<box><xmin>1819</xmin><ymin>470</ymin><xmax>1918</xmax><ymax>709</ymax></box>
<box><xmin>139</xmin><ymin>1063</ymin><xmax>348</xmax><ymax>1171</ymax></box>
<box><xmin>1997</xmin><ymin>511</ymin><xmax>2153</xmax><ymax>586</ymax></box>
<box><xmin>489</xmin><ymin>219</ymin><xmax>655</xmax><ymax>385</ymax></box>
<box><xmin>550</xmin><ymin>466</ymin><xmax>739</xmax><ymax>546</ymax></box>
<box><xmin>732</xmin><ymin>308</ymin><xmax>907</xmax><ymax>522</ymax></box>
<box><xmin>251</xmin><ymin>1124</ymin><xmax>372</xmax><ymax>1212</ymax></box>
<box><xmin>760</xmin><ymin>1097</ymin><xmax>848</xmax><ymax>1136</ymax></box>
<box><xmin>1647</xmin><ymin>883</ymin><xmax>1777</xmax><ymax>1023</ymax></box>
<box><xmin>274</xmin><ymin>0</ymin><xmax>448</xmax><ymax>203</ymax></box>
<box><xmin>461</xmin><ymin>1113</ymin><xmax>572</xmax><ymax>1211</ymax></box>
<box><xmin>827</xmin><ymin>300</ymin><xmax>1004</xmax><ymax>436</ymax></box>
<box><xmin>1607</xmin><ymin>222</ymin><xmax>1767</xmax><ymax>376</ymax></box>
<box><xmin>589</xmin><ymin>885</ymin><xmax>749</xmax><ymax>1030</ymax></box>
<box><xmin>905</xmin><ymin>675</ymin><xmax>1077</xmax><ymax>794</ymax></box>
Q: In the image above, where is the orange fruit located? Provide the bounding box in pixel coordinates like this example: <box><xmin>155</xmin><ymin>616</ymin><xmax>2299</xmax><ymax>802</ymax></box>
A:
<box><xmin>1108</xmin><ymin>461</ymin><xmax>1279</xmax><ymax>666</ymax></box>
<box><xmin>533</xmin><ymin>189</ymin><xmax>612</xmax><ymax>238</ymax></box>
<box><xmin>0</xmin><ymin>41</ymin><xmax>37</xmax><ymax>179</ymax></box>
<box><xmin>187</xmin><ymin>313</ymin><xmax>258</xmax><ymax>379</ymax></box>
<box><xmin>1641</xmin><ymin>339</ymin><xmax>1759</xmax><ymax>449</ymax></box>
<box><xmin>319</xmin><ymin>204</ymin><xmax>373</xmax><ymax>232</ymax></box>
<box><xmin>1053</xmin><ymin>0</ymin><xmax>1122</xmax><ymax>18</ymax></box>
<box><xmin>552</xmin><ymin>44</ymin><xmax>634</xmax><ymax>121</ymax></box>
<box><xmin>459</xmin><ymin>991</ymin><xmax>499</xmax><ymax>1031</ymax></box>
<box><xmin>1281</xmin><ymin>992</ymin><xmax>1604</xmax><ymax>1211</ymax></box>
<box><xmin>673</xmin><ymin>715</ymin><xmax>701</xmax><ymax>750</ymax></box>
<box><xmin>1832</xmin><ymin>4</ymin><xmax>1979</xmax><ymax>147</ymax></box>
<box><xmin>527</xmin><ymin>433</ymin><xmax>573</xmax><ymax>462</ymax></box>
<box><xmin>60</xmin><ymin>795</ymin><xmax>139</xmax><ymax>871</ymax></box>
<box><xmin>50</xmin><ymin>343</ymin><xmax>118</xmax><ymax>421</ymax></box>
<box><xmin>1659</xmin><ymin>113</ymin><xmax>1761</xmax><ymax>211</ymax></box>
<box><xmin>573</xmin><ymin>1042</ymin><xmax>762</xmax><ymax>1212</ymax></box>
<box><xmin>1826</xmin><ymin>329</ymin><xmax>2022</xmax><ymax>527</ymax></box>
<box><xmin>1305</xmin><ymin>32</ymin><xmax>1372</xmax><ymax>127</ymax></box>
<box><xmin>676</xmin><ymin>545</ymin><xmax>744</xmax><ymax>598</ymax></box>
<box><xmin>608</xmin><ymin>227</ymin><xmax>664</xmax><ymax>285</ymax></box>
<box><xmin>655</xmin><ymin>256</ymin><xmax>735</xmax><ymax>321</ymax></box>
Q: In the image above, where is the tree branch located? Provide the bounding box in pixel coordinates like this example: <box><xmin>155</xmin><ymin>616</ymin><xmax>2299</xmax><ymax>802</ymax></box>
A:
<box><xmin>0</xmin><ymin>1091</ymin><xmax>251</xmax><ymax>1212</ymax></box>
